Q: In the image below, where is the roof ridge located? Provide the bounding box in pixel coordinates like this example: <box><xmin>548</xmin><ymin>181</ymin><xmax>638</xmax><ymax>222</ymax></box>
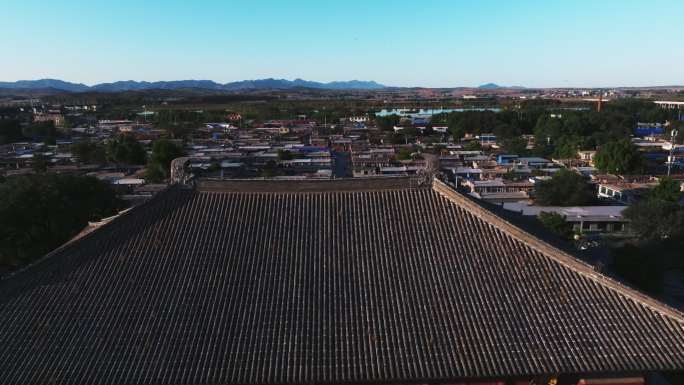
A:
<box><xmin>196</xmin><ymin>176</ymin><xmax>431</xmax><ymax>193</ymax></box>
<box><xmin>432</xmin><ymin>178</ymin><xmax>684</xmax><ymax>323</ymax></box>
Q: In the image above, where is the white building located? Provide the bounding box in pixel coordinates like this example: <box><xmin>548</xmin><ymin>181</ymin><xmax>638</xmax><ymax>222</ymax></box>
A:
<box><xmin>503</xmin><ymin>202</ymin><xmax>628</xmax><ymax>233</ymax></box>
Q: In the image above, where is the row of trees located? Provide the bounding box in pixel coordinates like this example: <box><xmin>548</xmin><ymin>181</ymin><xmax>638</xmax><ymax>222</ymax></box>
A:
<box><xmin>471</xmin><ymin>99</ymin><xmax>668</xmax><ymax>145</ymax></box>
<box><xmin>71</xmin><ymin>135</ymin><xmax>184</xmax><ymax>182</ymax></box>
<box><xmin>533</xmin><ymin>138</ymin><xmax>645</xmax><ymax>208</ymax></box>
<box><xmin>531</xmin><ymin>111</ymin><xmax>634</xmax><ymax>158</ymax></box>
<box><xmin>374</xmin><ymin>100</ymin><xmax>671</xmax><ymax>171</ymax></box>
<box><xmin>0</xmin><ymin>120</ymin><xmax>58</xmax><ymax>145</ymax></box>
<box><xmin>72</xmin><ymin>135</ymin><xmax>147</xmax><ymax>165</ymax></box>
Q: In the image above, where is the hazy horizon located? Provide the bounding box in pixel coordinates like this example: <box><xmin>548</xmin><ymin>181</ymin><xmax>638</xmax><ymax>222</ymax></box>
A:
<box><xmin>4</xmin><ymin>0</ymin><xmax>684</xmax><ymax>88</ymax></box>
<box><xmin>2</xmin><ymin>77</ymin><xmax>684</xmax><ymax>90</ymax></box>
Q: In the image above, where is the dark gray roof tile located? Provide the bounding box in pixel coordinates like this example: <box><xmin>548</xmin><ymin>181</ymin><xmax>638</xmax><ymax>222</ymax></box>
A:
<box><xmin>1</xmin><ymin>178</ymin><xmax>683</xmax><ymax>384</ymax></box>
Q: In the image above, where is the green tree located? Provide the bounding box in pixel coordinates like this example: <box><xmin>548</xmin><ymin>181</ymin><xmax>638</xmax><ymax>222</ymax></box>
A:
<box><xmin>22</xmin><ymin>121</ymin><xmax>56</xmax><ymax>141</ymax></box>
<box><xmin>463</xmin><ymin>140</ymin><xmax>482</xmax><ymax>151</ymax></box>
<box><xmin>446</xmin><ymin>110</ymin><xmax>499</xmax><ymax>136</ymax></box>
<box><xmin>0</xmin><ymin>174</ymin><xmax>123</xmax><ymax>266</ymax></box>
<box><xmin>207</xmin><ymin>162</ymin><xmax>221</xmax><ymax>173</ymax></box>
<box><xmin>277</xmin><ymin>149</ymin><xmax>294</xmax><ymax>161</ymax></box>
<box><xmin>105</xmin><ymin>134</ymin><xmax>147</xmax><ymax>165</ymax></box>
<box><xmin>400</xmin><ymin>125</ymin><xmax>418</xmax><ymax>138</ymax></box>
<box><xmin>395</xmin><ymin>148</ymin><xmax>413</xmax><ymax>160</ymax></box>
<box><xmin>502</xmin><ymin>170</ymin><xmax>525</xmax><ymax>181</ymax></box>
<box><xmin>493</xmin><ymin>123</ymin><xmax>520</xmax><ymax>139</ymax></box>
<box><xmin>0</xmin><ymin>120</ymin><xmax>25</xmax><ymax>144</ymax></box>
<box><xmin>154</xmin><ymin>110</ymin><xmax>198</xmax><ymax>139</ymax></box>
<box><xmin>449</xmin><ymin>124</ymin><xmax>466</xmax><ymax>142</ymax></box>
<box><xmin>623</xmin><ymin>177</ymin><xmax>684</xmax><ymax>241</ymax></box>
<box><xmin>429</xmin><ymin>113</ymin><xmax>447</xmax><ymax>127</ymax></box>
<box><xmin>146</xmin><ymin>139</ymin><xmax>185</xmax><ymax>182</ymax></box>
<box><xmin>594</xmin><ymin>139</ymin><xmax>642</xmax><ymax>175</ymax></box>
<box><xmin>374</xmin><ymin>115</ymin><xmax>400</xmax><ymax>131</ymax></box>
<box><xmin>71</xmin><ymin>142</ymin><xmax>107</xmax><ymax>164</ymax></box>
<box><xmin>552</xmin><ymin>136</ymin><xmax>581</xmax><ymax>159</ymax></box>
<box><xmin>624</xmin><ymin>199</ymin><xmax>684</xmax><ymax>241</ymax></box>
<box><xmin>261</xmin><ymin>160</ymin><xmax>281</xmax><ymax>178</ymax></box>
<box><xmin>31</xmin><ymin>153</ymin><xmax>49</xmax><ymax>173</ymax></box>
<box><xmin>611</xmin><ymin>244</ymin><xmax>664</xmax><ymax>294</ymax></box>
<box><xmin>43</xmin><ymin>136</ymin><xmax>56</xmax><ymax>146</ymax></box>
<box><xmin>500</xmin><ymin>136</ymin><xmax>528</xmax><ymax>155</ymax></box>
<box><xmin>161</xmin><ymin>122</ymin><xmax>192</xmax><ymax>139</ymax></box>
<box><xmin>533</xmin><ymin>115</ymin><xmax>563</xmax><ymax>148</ymax></box>
<box><xmin>538</xmin><ymin>211</ymin><xmax>573</xmax><ymax>239</ymax></box>
<box><xmin>389</xmin><ymin>133</ymin><xmax>406</xmax><ymax>145</ymax></box>
<box><xmin>650</xmin><ymin>176</ymin><xmax>683</xmax><ymax>203</ymax></box>
<box><xmin>534</xmin><ymin>169</ymin><xmax>595</xmax><ymax>206</ymax></box>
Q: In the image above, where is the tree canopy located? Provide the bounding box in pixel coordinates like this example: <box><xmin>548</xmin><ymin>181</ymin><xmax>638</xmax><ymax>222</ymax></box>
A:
<box><xmin>534</xmin><ymin>169</ymin><xmax>596</xmax><ymax>206</ymax></box>
<box><xmin>623</xmin><ymin>177</ymin><xmax>684</xmax><ymax>242</ymax></box>
<box><xmin>374</xmin><ymin>114</ymin><xmax>400</xmax><ymax>131</ymax></box>
<box><xmin>611</xmin><ymin>244</ymin><xmax>664</xmax><ymax>294</ymax></box>
<box><xmin>277</xmin><ymin>149</ymin><xmax>294</xmax><ymax>161</ymax></box>
<box><xmin>613</xmin><ymin>177</ymin><xmax>684</xmax><ymax>294</ymax></box>
<box><xmin>0</xmin><ymin>174</ymin><xmax>124</xmax><ymax>267</ymax></box>
<box><xmin>538</xmin><ymin>211</ymin><xmax>573</xmax><ymax>239</ymax></box>
<box><xmin>499</xmin><ymin>136</ymin><xmax>528</xmax><ymax>155</ymax></box>
<box><xmin>22</xmin><ymin>121</ymin><xmax>57</xmax><ymax>141</ymax></box>
<box><xmin>31</xmin><ymin>153</ymin><xmax>49</xmax><ymax>173</ymax></box>
<box><xmin>650</xmin><ymin>176</ymin><xmax>683</xmax><ymax>203</ymax></box>
<box><xmin>463</xmin><ymin>140</ymin><xmax>482</xmax><ymax>151</ymax></box>
<box><xmin>145</xmin><ymin>139</ymin><xmax>185</xmax><ymax>182</ymax></box>
<box><xmin>447</xmin><ymin>111</ymin><xmax>503</xmax><ymax>138</ymax></box>
<box><xmin>71</xmin><ymin>142</ymin><xmax>107</xmax><ymax>165</ymax></box>
<box><xmin>105</xmin><ymin>134</ymin><xmax>147</xmax><ymax>165</ymax></box>
<box><xmin>0</xmin><ymin>120</ymin><xmax>25</xmax><ymax>144</ymax></box>
<box><xmin>434</xmin><ymin>99</ymin><xmax>674</xmax><ymax>157</ymax></box>
<box><xmin>593</xmin><ymin>139</ymin><xmax>643</xmax><ymax>175</ymax></box>
<box><xmin>395</xmin><ymin>148</ymin><xmax>413</xmax><ymax>161</ymax></box>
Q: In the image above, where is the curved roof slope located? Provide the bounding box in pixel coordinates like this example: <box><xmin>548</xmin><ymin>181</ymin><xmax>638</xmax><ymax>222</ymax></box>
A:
<box><xmin>0</xmin><ymin>178</ymin><xmax>683</xmax><ymax>384</ymax></box>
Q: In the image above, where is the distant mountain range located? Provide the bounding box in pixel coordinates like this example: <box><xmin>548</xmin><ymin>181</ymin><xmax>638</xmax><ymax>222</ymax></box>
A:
<box><xmin>0</xmin><ymin>79</ymin><xmax>91</xmax><ymax>93</ymax></box>
<box><xmin>477</xmin><ymin>83</ymin><xmax>501</xmax><ymax>90</ymax></box>
<box><xmin>478</xmin><ymin>83</ymin><xmax>526</xmax><ymax>90</ymax></box>
<box><xmin>3</xmin><ymin>80</ymin><xmax>681</xmax><ymax>94</ymax></box>
<box><xmin>0</xmin><ymin>78</ymin><xmax>386</xmax><ymax>92</ymax></box>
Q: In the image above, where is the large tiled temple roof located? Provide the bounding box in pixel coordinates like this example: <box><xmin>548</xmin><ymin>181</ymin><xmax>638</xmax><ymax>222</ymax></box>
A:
<box><xmin>1</xmin><ymin>177</ymin><xmax>683</xmax><ymax>384</ymax></box>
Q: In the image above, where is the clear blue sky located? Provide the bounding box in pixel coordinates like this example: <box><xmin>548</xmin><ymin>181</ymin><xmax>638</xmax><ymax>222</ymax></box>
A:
<box><xmin>3</xmin><ymin>0</ymin><xmax>683</xmax><ymax>88</ymax></box>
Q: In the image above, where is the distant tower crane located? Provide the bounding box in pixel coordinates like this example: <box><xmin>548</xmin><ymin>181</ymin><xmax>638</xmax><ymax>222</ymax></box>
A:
<box><xmin>582</xmin><ymin>93</ymin><xmax>606</xmax><ymax>112</ymax></box>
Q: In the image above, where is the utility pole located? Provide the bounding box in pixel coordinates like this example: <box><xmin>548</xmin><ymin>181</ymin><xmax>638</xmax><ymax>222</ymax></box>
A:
<box><xmin>668</xmin><ymin>129</ymin><xmax>678</xmax><ymax>176</ymax></box>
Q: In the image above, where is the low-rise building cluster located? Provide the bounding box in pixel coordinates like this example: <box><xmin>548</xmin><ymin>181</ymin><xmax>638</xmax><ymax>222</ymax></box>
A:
<box><xmin>1</xmin><ymin>101</ymin><xmax>683</xmax><ymax>235</ymax></box>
